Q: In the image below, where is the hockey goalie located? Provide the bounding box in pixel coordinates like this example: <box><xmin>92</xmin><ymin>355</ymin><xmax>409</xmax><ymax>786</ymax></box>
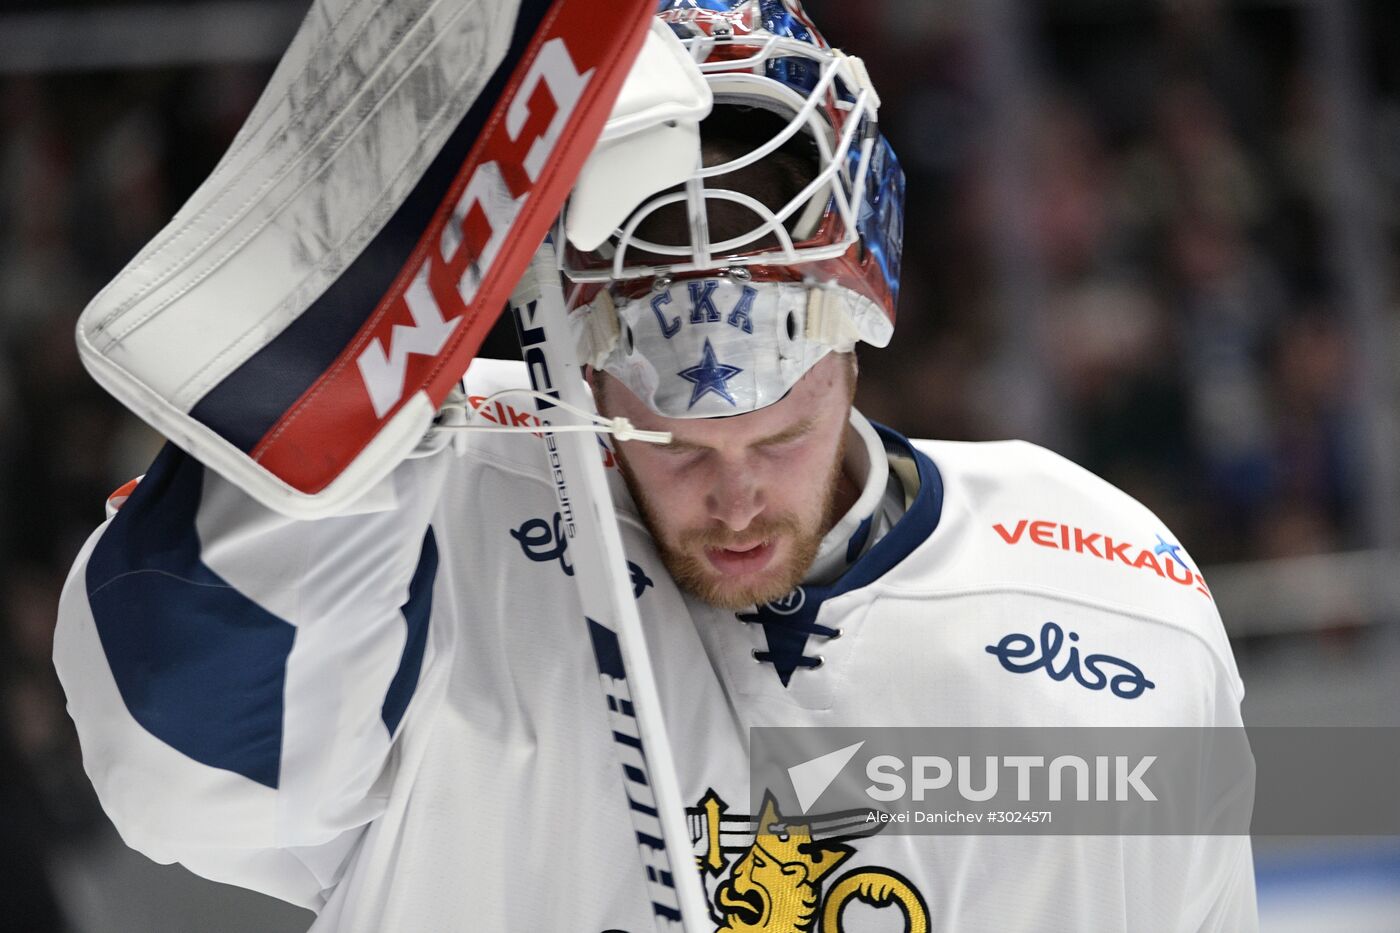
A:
<box><xmin>54</xmin><ymin>1</ymin><xmax>1257</xmax><ymax>930</ymax></box>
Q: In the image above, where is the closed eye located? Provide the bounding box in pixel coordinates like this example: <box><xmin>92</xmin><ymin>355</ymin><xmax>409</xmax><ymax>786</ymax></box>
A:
<box><xmin>754</xmin><ymin>418</ymin><xmax>816</xmax><ymax>450</ymax></box>
<box><xmin>659</xmin><ymin>440</ymin><xmax>707</xmax><ymax>456</ymax></box>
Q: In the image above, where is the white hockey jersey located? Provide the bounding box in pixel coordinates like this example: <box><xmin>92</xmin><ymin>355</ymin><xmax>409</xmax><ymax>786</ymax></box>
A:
<box><xmin>55</xmin><ymin>359</ymin><xmax>1256</xmax><ymax>932</ymax></box>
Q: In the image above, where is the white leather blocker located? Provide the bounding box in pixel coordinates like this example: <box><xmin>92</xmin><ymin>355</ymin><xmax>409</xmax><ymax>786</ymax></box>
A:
<box><xmin>71</xmin><ymin>0</ymin><xmax>658</xmax><ymax>518</ymax></box>
<box><xmin>564</xmin><ymin>19</ymin><xmax>712</xmax><ymax>252</ymax></box>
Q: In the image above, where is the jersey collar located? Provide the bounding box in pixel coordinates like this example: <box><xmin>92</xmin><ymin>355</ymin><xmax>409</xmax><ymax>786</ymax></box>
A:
<box><xmin>737</xmin><ymin>420</ymin><xmax>944</xmax><ymax>686</ymax></box>
<box><xmin>806</xmin><ymin>410</ymin><xmax>890</xmax><ymax>584</ymax></box>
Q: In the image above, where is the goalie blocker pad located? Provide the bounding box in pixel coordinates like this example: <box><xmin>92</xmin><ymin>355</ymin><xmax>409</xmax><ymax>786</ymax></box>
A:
<box><xmin>77</xmin><ymin>0</ymin><xmax>654</xmax><ymax>518</ymax></box>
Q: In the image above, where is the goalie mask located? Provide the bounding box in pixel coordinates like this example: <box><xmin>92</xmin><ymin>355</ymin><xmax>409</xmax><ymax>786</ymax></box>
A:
<box><xmin>561</xmin><ymin>0</ymin><xmax>905</xmax><ymax>419</ymax></box>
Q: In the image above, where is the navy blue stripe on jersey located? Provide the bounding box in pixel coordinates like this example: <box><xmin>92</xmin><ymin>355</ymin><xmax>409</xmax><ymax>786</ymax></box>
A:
<box><xmin>188</xmin><ymin>0</ymin><xmax>557</xmax><ymax>453</ymax></box>
<box><xmin>739</xmin><ymin>423</ymin><xmax>944</xmax><ymax>685</ymax></box>
<box><xmin>837</xmin><ymin>423</ymin><xmax>943</xmax><ymax>592</ymax></box>
<box><xmin>381</xmin><ymin>528</ymin><xmax>437</xmax><ymax>735</ymax></box>
<box><xmin>86</xmin><ymin>445</ymin><xmax>294</xmax><ymax>789</ymax></box>
<box><xmin>844</xmin><ymin>514</ymin><xmax>873</xmax><ymax>565</ymax></box>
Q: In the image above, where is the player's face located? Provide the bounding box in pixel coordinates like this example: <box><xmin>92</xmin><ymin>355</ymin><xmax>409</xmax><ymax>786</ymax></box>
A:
<box><xmin>597</xmin><ymin>353</ymin><xmax>855</xmax><ymax>610</ymax></box>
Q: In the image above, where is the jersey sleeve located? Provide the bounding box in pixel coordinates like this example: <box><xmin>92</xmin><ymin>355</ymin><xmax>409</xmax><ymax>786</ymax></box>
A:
<box><xmin>1160</xmin><ymin>530</ymin><xmax>1259</xmax><ymax>931</ymax></box>
<box><xmin>53</xmin><ymin>441</ymin><xmax>453</xmax><ymax>910</ymax></box>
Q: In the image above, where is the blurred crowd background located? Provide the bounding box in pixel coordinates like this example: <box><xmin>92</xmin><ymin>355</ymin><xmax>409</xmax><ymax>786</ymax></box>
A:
<box><xmin>1</xmin><ymin>0</ymin><xmax>1397</xmax><ymax>930</ymax></box>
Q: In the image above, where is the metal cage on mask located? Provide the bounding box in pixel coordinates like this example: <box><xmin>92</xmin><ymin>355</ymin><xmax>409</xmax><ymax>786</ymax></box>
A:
<box><xmin>560</xmin><ymin>0</ymin><xmax>905</xmax><ymax>418</ymax></box>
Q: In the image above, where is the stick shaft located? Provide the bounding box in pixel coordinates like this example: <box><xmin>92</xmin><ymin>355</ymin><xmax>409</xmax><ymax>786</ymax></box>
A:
<box><xmin>510</xmin><ymin>241</ymin><xmax>710</xmax><ymax>932</ymax></box>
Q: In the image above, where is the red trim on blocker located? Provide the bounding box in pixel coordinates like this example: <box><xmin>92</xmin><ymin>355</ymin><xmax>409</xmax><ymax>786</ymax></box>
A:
<box><xmin>250</xmin><ymin>0</ymin><xmax>656</xmax><ymax>494</ymax></box>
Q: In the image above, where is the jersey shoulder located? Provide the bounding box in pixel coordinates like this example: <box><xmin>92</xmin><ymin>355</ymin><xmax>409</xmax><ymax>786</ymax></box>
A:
<box><xmin>915</xmin><ymin>437</ymin><xmax>1187</xmax><ymax>546</ymax></box>
<box><xmin>450</xmin><ymin>358</ymin><xmax>637</xmax><ymax>515</ymax></box>
<box><xmin>905</xmin><ymin>438</ymin><xmax>1238</xmax><ymax>689</ymax></box>
<box><xmin>449</xmin><ymin>358</ymin><xmax>582</xmax><ymax>477</ymax></box>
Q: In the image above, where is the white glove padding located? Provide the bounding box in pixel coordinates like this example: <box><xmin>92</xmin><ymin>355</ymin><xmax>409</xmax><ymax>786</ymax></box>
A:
<box><xmin>75</xmin><ymin>0</ymin><xmax>656</xmax><ymax>519</ymax></box>
<box><xmin>565</xmin><ymin>19</ymin><xmax>712</xmax><ymax>252</ymax></box>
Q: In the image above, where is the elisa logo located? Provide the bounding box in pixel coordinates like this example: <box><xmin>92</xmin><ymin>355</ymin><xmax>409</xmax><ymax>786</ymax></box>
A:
<box><xmin>993</xmin><ymin>519</ymin><xmax>1212</xmax><ymax>600</ymax></box>
<box><xmin>511</xmin><ymin>513</ymin><xmax>652</xmax><ymax>598</ymax></box>
<box><xmin>986</xmin><ymin>621</ymin><xmax>1156</xmax><ymax>700</ymax></box>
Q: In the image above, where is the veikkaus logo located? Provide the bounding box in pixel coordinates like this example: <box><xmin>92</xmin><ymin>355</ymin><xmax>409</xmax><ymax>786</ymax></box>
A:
<box><xmin>993</xmin><ymin>519</ymin><xmax>1213</xmax><ymax>600</ymax></box>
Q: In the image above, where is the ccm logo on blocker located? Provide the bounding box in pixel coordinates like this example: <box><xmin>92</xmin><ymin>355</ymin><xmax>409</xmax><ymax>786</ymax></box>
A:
<box><xmin>357</xmin><ymin>39</ymin><xmax>595</xmax><ymax>418</ymax></box>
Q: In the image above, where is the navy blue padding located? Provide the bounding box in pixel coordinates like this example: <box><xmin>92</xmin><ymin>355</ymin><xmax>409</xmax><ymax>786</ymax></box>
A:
<box><xmin>738</xmin><ymin>424</ymin><xmax>944</xmax><ymax>686</ymax></box>
<box><xmin>190</xmin><ymin>0</ymin><xmax>557</xmax><ymax>453</ymax></box>
<box><xmin>381</xmin><ymin>528</ymin><xmax>437</xmax><ymax>735</ymax></box>
<box><xmin>86</xmin><ymin>444</ymin><xmax>295</xmax><ymax>789</ymax></box>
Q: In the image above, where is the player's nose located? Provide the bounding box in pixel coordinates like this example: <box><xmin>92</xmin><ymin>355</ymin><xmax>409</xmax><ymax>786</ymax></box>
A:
<box><xmin>704</xmin><ymin>467</ymin><xmax>763</xmax><ymax>532</ymax></box>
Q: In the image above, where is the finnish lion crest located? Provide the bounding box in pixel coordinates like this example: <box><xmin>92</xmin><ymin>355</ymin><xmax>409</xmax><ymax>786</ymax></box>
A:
<box><xmin>688</xmin><ymin>790</ymin><xmax>929</xmax><ymax>932</ymax></box>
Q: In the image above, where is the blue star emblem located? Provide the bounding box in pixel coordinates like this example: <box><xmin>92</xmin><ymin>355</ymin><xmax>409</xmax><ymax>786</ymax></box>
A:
<box><xmin>1154</xmin><ymin>534</ymin><xmax>1190</xmax><ymax>571</ymax></box>
<box><xmin>677</xmin><ymin>338</ymin><xmax>743</xmax><ymax>409</ymax></box>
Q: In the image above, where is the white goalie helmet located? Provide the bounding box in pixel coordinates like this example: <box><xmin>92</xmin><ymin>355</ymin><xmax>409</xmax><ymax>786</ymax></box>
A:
<box><xmin>561</xmin><ymin>0</ymin><xmax>905</xmax><ymax>419</ymax></box>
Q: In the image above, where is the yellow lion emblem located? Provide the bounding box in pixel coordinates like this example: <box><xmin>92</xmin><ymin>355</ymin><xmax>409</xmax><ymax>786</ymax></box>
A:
<box><xmin>691</xmin><ymin>790</ymin><xmax>928</xmax><ymax>933</ymax></box>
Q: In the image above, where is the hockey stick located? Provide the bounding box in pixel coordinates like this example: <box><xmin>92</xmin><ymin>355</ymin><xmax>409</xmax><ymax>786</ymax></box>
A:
<box><xmin>509</xmin><ymin>240</ymin><xmax>710</xmax><ymax>933</ymax></box>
